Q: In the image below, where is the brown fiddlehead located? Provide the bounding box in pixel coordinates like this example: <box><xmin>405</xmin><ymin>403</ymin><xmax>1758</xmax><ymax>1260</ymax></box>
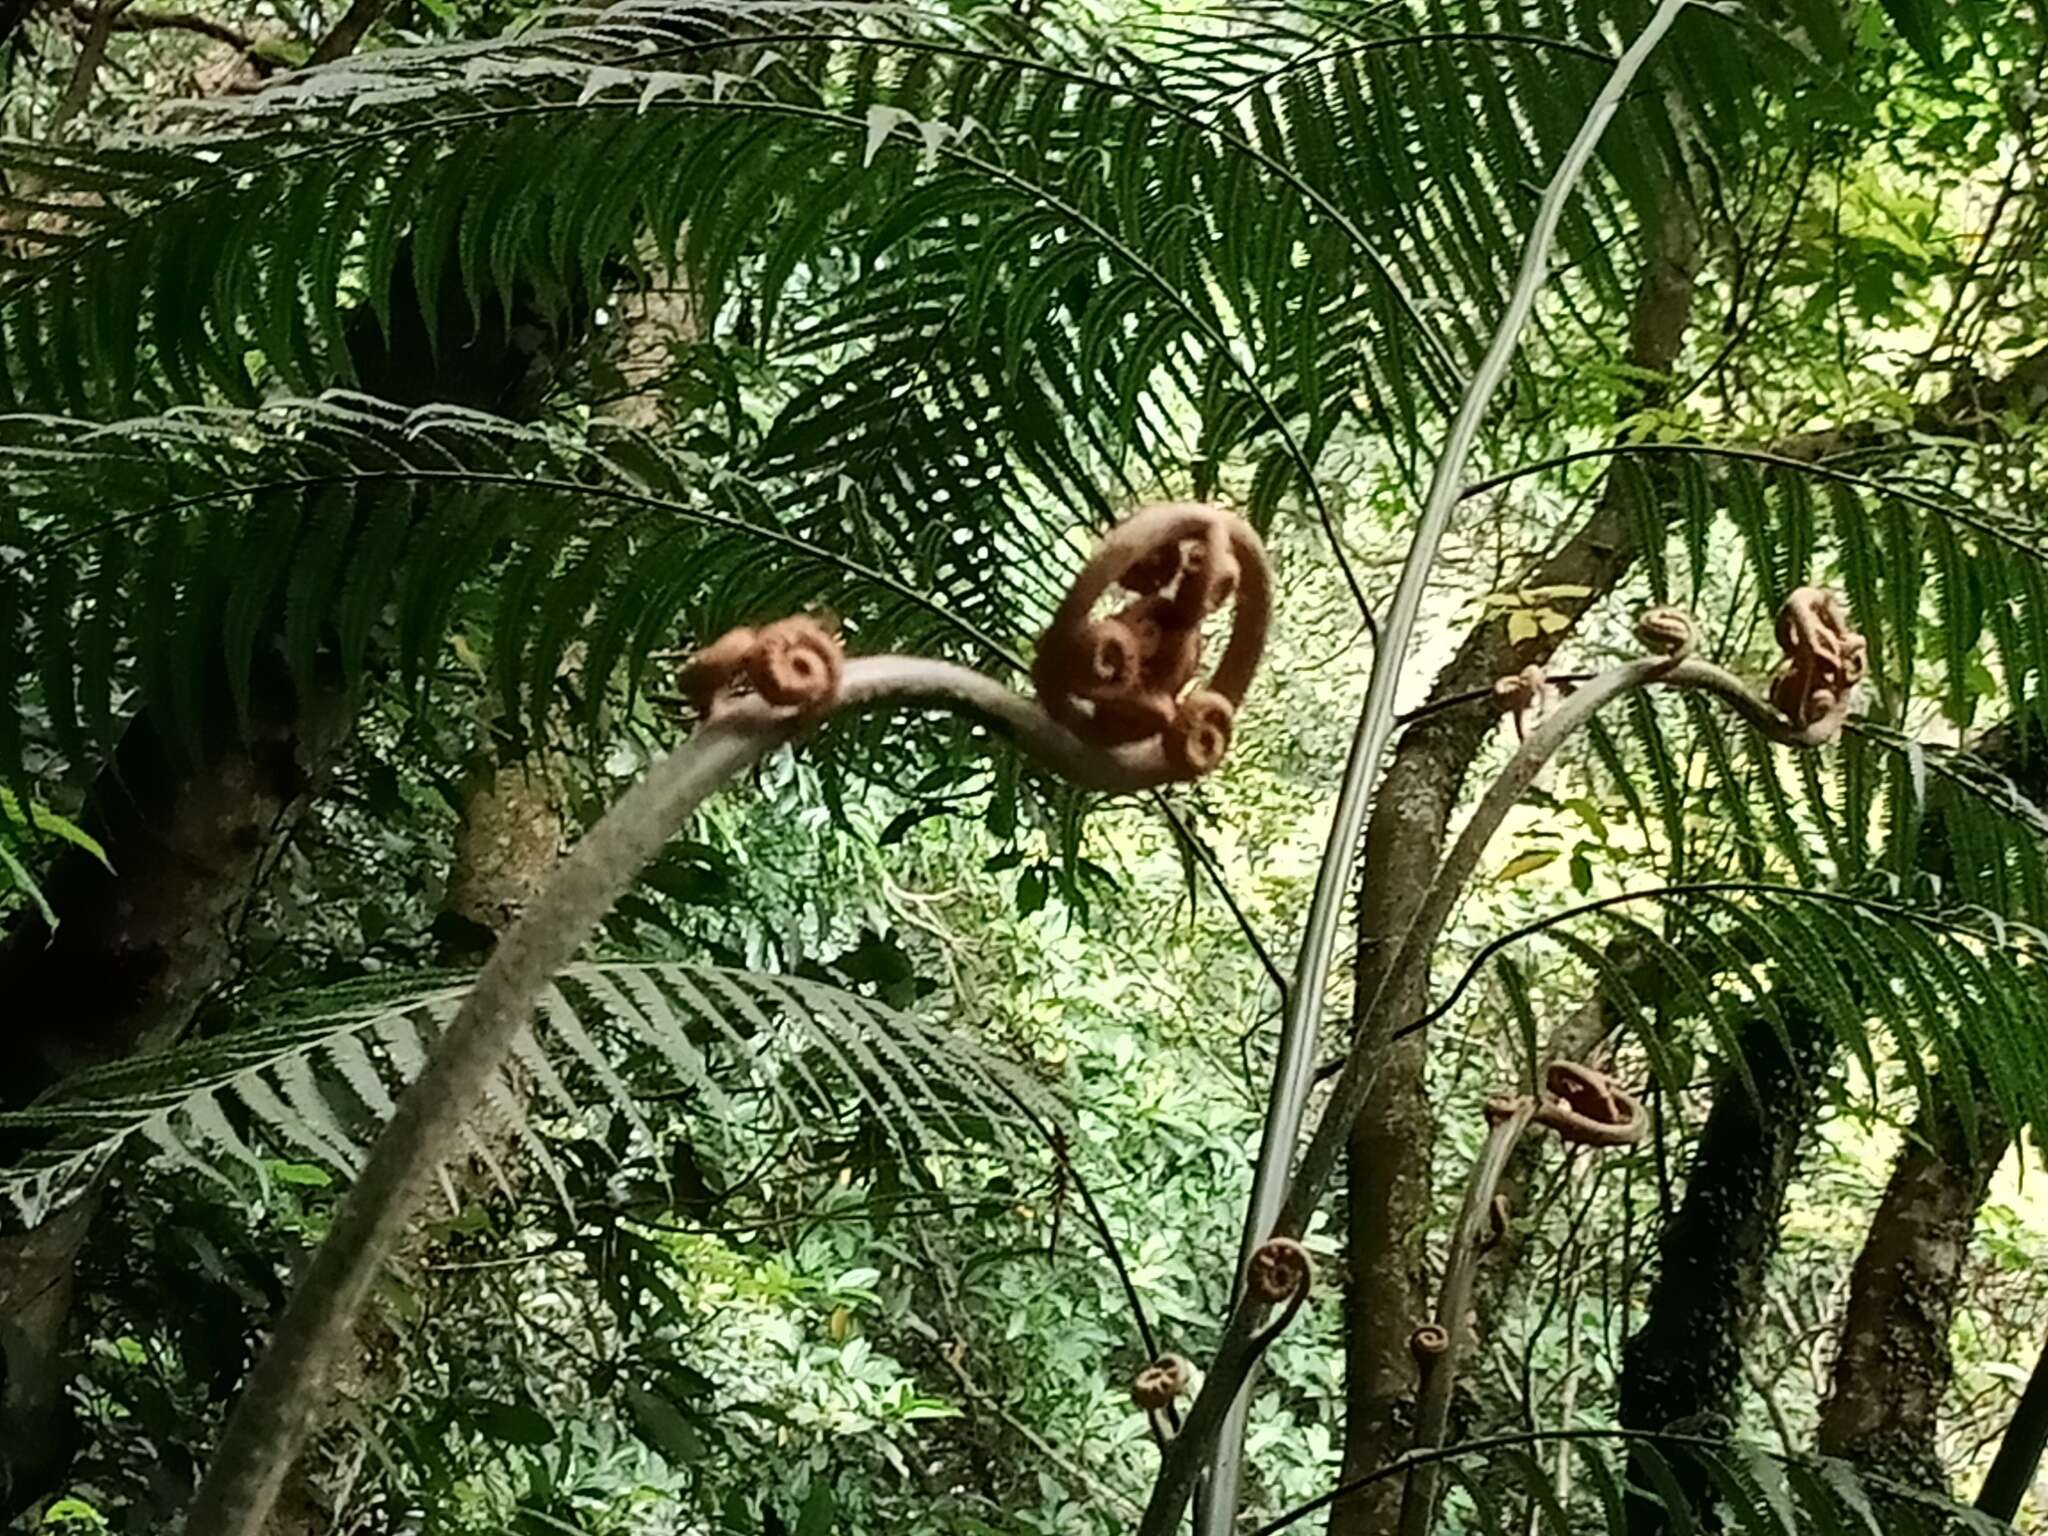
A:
<box><xmin>1396</xmin><ymin>1061</ymin><xmax>1646</xmax><ymax>1536</ymax></box>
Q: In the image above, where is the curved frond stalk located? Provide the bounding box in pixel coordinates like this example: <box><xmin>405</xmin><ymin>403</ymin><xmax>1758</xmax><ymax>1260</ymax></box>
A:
<box><xmin>184</xmin><ymin>556</ymin><xmax>1269</xmax><ymax>1533</ymax></box>
<box><xmin>1474</xmin><ymin>436</ymin><xmax>2048</xmax><ymax>743</ymax></box>
<box><xmin>1395</xmin><ymin>877</ymin><xmax>2048</xmax><ymax>1153</ymax></box>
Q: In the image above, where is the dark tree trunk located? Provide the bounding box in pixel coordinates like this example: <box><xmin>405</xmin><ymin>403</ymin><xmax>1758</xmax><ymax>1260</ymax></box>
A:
<box><xmin>0</xmin><ymin>242</ymin><xmax>592</xmax><ymax>1515</ymax></box>
<box><xmin>1330</xmin><ymin>205</ymin><xmax>1701</xmax><ymax>1536</ymax></box>
<box><xmin>1814</xmin><ymin>718</ymin><xmax>2045</xmax><ymax>1493</ymax></box>
<box><xmin>0</xmin><ymin>654</ymin><xmax>348</xmax><ymax>1104</ymax></box>
<box><xmin>0</xmin><ymin>651</ymin><xmax>349</xmax><ymax>1510</ymax></box>
<box><xmin>1618</xmin><ymin>1000</ymin><xmax>1833</xmax><ymax>1534</ymax></box>
<box><xmin>1816</xmin><ymin>1092</ymin><xmax>2010</xmax><ymax>1486</ymax></box>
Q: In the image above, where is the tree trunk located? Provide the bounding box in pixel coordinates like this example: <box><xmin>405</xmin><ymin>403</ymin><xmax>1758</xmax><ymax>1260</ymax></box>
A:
<box><xmin>1815</xmin><ymin>719</ymin><xmax>2044</xmax><ymax>1492</ymax></box>
<box><xmin>0</xmin><ymin>652</ymin><xmax>350</xmax><ymax>1511</ymax></box>
<box><xmin>1329</xmin><ymin>203</ymin><xmax>1700</xmax><ymax>1536</ymax></box>
<box><xmin>1815</xmin><ymin>1091</ymin><xmax>2010</xmax><ymax>1487</ymax></box>
<box><xmin>1618</xmin><ymin>999</ymin><xmax>1833</xmax><ymax>1535</ymax></box>
<box><xmin>0</xmin><ymin>656</ymin><xmax>351</xmax><ymax>1102</ymax></box>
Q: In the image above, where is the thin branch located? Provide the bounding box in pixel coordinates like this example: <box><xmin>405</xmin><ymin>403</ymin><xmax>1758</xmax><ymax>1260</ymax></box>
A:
<box><xmin>60</xmin><ymin>2</ymin><xmax>254</xmax><ymax>50</ymax></box>
<box><xmin>305</xmin><ymin>0</ymin><xmax>386</xmax><ymax>66</ymax></box>
<box><xmin>48</xmin><ymin>0</ymin><xmax>136</xmax><ymax>138</ymax></box>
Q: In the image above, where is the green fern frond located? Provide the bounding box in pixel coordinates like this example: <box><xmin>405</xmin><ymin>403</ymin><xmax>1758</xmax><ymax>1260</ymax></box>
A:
<box><xmin>1609</xmin><ymin>445</ymin><xmax>2048</xmax><ymax>739</ymax></box>
<box><xmin>1429</xmin><ymin>882</ymin><xmax>2048</xmax><ymax>1148</ymax></box>
<box><xmin>4</xmin><ymin>396</ymin><xmax>1072</xmax><ymax>779</ymax></box>
<box><xmin>0</xmin><ymin>961</ymin><xmax>1059</xmax><ymax>1227</ymax></box>
<box><xmin>1416</xmin><ymin>1429</ymin><xmax>2007</xmax><ymax>1536</ymax></box>
<box><xmin>0</xmin><ymin>0</ymin><xmax>1901</xmax><ymax>537</ymax></box>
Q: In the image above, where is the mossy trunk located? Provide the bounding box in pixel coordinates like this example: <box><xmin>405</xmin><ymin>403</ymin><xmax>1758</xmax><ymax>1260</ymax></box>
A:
<box><xmin>0</xmin><ymin>652</ymin><xmax>349</xmax><ymax>1511</ymax></box>
<box><xmin>1330</xmin><ymin>205</ymin><xmax>1700</xmax><ymax>1536</ymax></box>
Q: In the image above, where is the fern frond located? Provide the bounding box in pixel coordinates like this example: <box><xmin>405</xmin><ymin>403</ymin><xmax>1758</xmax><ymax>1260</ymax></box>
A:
<box><xmin>0</xmin><ymin>0</ymin><xmax>1896</xmax><ymax>534</ymax></box>
<box><xmin>0</xmin><ymin>961</ymin><xmax>1059</xmax><ymax>1226</ymax></box>
<box><xmin>4</xmin><ymin>395</ymin><xmax>1070</xmax><ymax>779</ymax></box>
<box><xmin>1411</xmin><ymin>1429</ymin><xmax>2008</xmax><ymax>1536</ymax></box>
<box><xmin>1601</xmin><ymin>444</ymin><xmax>2048</xmax><ymax>739</ymax></box>
<box><xmin>1425</xmin><ymin>882</ymin><xmax>2048</xmax><ymax>1149</ymax></box>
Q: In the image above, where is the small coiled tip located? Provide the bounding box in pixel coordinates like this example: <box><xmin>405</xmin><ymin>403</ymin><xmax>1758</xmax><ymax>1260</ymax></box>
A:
<box><xmin>1131</xmin><ymin>1352</ymin><xmax>1194</xmax><ymax>1410</ymax></box>
<box><xmin>1634</xmin><ymin>605</ymin><xmax>1698</xmax><ymax>659</ymax></box>
<box><xmin>1245</xmin><ymin>1235</ymin><xmax>1312</xmax><ymax>1305</ymax></box>
<box><xmin>748</xmin><ymin>617</ymin><xmax>844</xmax><ymax>710</ymax></box>
<box><xmin>1077</xmin><ymin>618</ymin><xmax>1142</xmax><ymax>696</ymax></box>
<box><xmin>1409</xmin><ymin>1323</ymin><xmax>1451</xmax><ymax>1362</ymax></box>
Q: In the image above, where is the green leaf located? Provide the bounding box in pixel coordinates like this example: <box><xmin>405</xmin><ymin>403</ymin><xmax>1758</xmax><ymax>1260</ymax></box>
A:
<box><xmin>0</xmin><ymin>790</ymin><xmax>108</xmax><ymax>868</ymax></box>
<box><xmin>795</xmin><ymin>1480</ymin><xmax>835</xmax><ymax>1536</ymax></box>
<box><xmin>623</xmin><ymin>1383</ymin><xmax>705</xmax><ymax>1465</ymax></box>
<box><xmin>1876</xmin><ymin>0</ymin><xmax>1945</xmax><ymax>68</ymax></box>
<box><xmin>1495</xmin><ymin>849</ymin><xmax>1558</xmax><ymax>882</ymax></box>
<box><xmin>475</xmin><ymin>1398</ymin><xmax>556</xmax><ymax>1448</ymax></box>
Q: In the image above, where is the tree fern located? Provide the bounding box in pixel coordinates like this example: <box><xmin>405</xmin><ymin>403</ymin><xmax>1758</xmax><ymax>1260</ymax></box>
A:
<box><xmin>0</xmin><ymin>961</ymin><xmax>1059</xmax><ymax>1227</ymax></box>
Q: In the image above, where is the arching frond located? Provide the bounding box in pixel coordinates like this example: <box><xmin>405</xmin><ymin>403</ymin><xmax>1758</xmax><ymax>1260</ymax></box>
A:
<box><xmin>1605</xmin><ymin>446</ymin><xmax>2048</xmax><ymax>741</ymax></box>
<box><xmin>0</xmin><ymin>961</ymin><xmax>1060</xmax><ymax>1226</ymax></box>
<box><xmin>1427</xmin><ymin>882</ymin><xmax>2048</xmax><ymax>1150</ymax></box>
<box><xmin>0</xmin><ymin>0</ymin><xmax>1891</xmax><ymax>532</ymax></box>
<box><xmin>2</xmin><ymin>395</ymin><xmax>1073</xmax><ymax>781</ymax></box>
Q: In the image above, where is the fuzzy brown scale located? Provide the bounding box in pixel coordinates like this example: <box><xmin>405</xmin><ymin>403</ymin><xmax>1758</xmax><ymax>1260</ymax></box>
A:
<box><xmin>1132</xmin><ymin>1353</ymin><xmax>1194</xmax><ymax>1411</ymax></box>
<box><xmin>678</xmin><ymin>614</ymin><xmax>842</xmax><ymax>719</ymax></box>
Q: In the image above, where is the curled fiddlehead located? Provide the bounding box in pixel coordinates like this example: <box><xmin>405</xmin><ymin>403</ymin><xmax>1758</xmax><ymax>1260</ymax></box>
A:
<box><xmin>1033</xmin><ymin>503</ymin><xmax>1270</xmax><ymax>782</ymax></box>
<box><xmin>1133</xmin><ymin>1352</ymin><xmax>1196</xmax><ymax>1410</ymax></box>
<box><xmin>1528</xmin><ymin>1060</ymin><xmax>1647</xmax><ymax>1148</ymax></box>
<box><xmin>1245</xmin><ymin>1235</ymin><xmax>1314</xmax><ymax>1350</ymax></box>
